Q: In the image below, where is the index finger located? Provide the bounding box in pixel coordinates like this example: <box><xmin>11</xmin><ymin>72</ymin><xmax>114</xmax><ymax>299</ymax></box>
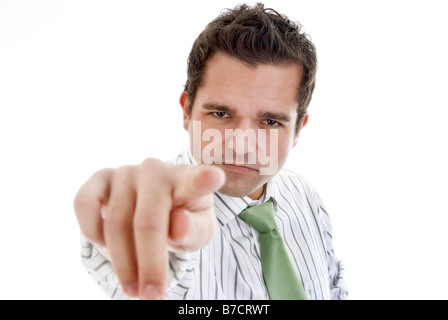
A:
<box><xmin>172</xmin><ymin>164</ymin><xmax>225</xmax><ymax>207</ymax></box>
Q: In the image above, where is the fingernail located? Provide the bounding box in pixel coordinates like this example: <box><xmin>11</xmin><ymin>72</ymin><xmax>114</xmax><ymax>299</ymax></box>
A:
<box><xmin>142</xmin><ymin>285</ymin><xmax>161</xmax><ymax>300</ymax></box>
<box><xmin>123</xmin><ymin>283</ymin><xmax>139</xmax><ymax>297</ymax></box>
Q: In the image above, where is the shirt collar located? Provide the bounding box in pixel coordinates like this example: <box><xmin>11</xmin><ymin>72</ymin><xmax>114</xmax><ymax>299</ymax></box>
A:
<box><xmin>186</xmin><ymin>149</ymin><xmax>278</xmax><ymax>227</ymax></box>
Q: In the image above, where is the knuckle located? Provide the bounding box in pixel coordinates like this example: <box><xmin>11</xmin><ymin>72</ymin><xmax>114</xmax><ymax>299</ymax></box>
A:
<box><xmin>109</xmin><ymin>163</ymin><xmax>134</xmax><ymax>188</ymax></box>
<box><xmin>114</xmin><ymin>165</ymin><xmax>133</xmax><ymax>179</ymax></box>
<box><xmin>73</xmin><ymin>191</ymin><xmax>89</xmax><ymax>214</ymax></box>
<box><xmin>139</xmin><ymin>158</ymin><xmax>168</xmax><ymax>180</ymax></box>
<box><xmin>134</xmin><ymin>213</ymin><xmax>159</xmax><ymax>233</ymax></box>
<box><xmin>111</xmin><ymin>165</ymin><xmax>135</xmax><ymax>190</ymax></box>
<box><xmin>73</xmin><ymin>192</ymin><xmax>99</xmax><ymax>222</ymax></box>
<box><xmin>92</xmin><ymin>167</ymin><xmax>114</xmax><ymax>179</ymax></box>
<box><xmin>104</xmin><ymin>214</ymin><xmax>131</xmax><ymax>233</ymax></box>
<box><xmin>133</xmin><ymin>195</ymin><xmax>172</xmax><ymax>233</ymax></box>
<box><xmin>73</xmin><ymin>191</ymin><xmax>104</xmax><ymax>243</ymax></box>
<box><xmin>74</xmin><ymin>168</ymin><xmax>113</xmax><ymax>213</ymax></box>
<box><xmin>140</xmin><ymin>158</ymin><xmax>164</xmax><ymax>171</ymax></box>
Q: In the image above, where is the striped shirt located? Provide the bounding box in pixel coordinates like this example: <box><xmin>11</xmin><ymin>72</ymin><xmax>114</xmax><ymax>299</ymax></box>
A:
<box><xmin>80</xmin><ymin>150</ymin><xmax>348</xmax><ymax>300</ymax></box>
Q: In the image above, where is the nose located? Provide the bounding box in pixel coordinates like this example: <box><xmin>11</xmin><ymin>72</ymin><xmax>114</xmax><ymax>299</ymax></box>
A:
<box><xmin>224</xmin><ymin>120</ymin><xmax>258</xmax><ymax>165</ymax></box>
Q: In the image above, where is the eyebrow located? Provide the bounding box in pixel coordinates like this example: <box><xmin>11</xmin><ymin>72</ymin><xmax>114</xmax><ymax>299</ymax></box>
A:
<box><xmin>201</xmin><ymin>103</ymin><xmax>291</xmax><ymax>123</ymax></box>
<box><xmin>258</xmin><ymin>112</ymin><xmax>291</xmax><ymax>123</ymax></box>
<box><xmin>201</xmin><ymin>104</ymin><xmax>236</xmax><ymax>115</ymax></box>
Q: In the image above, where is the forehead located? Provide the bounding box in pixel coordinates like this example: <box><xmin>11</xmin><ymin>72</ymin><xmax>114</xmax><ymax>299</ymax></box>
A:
<box><xmin>196</xmin><ymin>52</ymin><xmax>302</xmax><ymax>113</ymax></box>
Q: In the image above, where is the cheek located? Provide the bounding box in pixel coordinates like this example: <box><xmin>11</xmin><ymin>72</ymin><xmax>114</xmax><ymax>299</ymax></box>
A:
<box><xmin>274</xmin><ymin>140</ymin><xmax>288</xmax><ymax>161</ymax></box>
<box><xmin>189</xmin><ymin>120</ymin><xmax>227</xmax><ymax>164</ymax></box>
<box><xmin>272</xmin><ymin>128</ymin><xmax>291</xmax><ymax>148</ymax></box>
<box><xmin>270</xmin><ymin>130</ymin><xmax>295</xmax><ymax>161</ymax></box>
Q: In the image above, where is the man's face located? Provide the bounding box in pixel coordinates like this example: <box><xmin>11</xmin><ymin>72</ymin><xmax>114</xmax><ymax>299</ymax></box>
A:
<box><xmin>181</xmin><ymin>52</ymin><xmax>307</xmax><ymax>200</ymax></box>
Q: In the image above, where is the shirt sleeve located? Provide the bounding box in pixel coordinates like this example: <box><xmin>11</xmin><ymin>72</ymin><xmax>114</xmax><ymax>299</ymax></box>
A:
<box><xmin>307</xmin><ymin>183</ymin><xmax>348</xmax><ymax>300</ymax></box>
<box><xmin>312</xmin><ymin>191</ymin><xmax>349</xmax><ymax>300</ymax></box>
<box><xmin>80</xmin><ymin>234</ymin><xmax>190</xmax><ymax>300</ymax></box>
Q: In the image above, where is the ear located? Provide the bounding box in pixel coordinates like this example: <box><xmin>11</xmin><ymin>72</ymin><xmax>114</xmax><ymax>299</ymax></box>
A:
<box><xmin>292</xmin><ymin>114</ymin><xmax>309</xmax><ymax>147</ymax></box>
<box><xmin>179</xmin><ymin>91</ymin><xmax>190</xmax><ymax>131</ymax></box>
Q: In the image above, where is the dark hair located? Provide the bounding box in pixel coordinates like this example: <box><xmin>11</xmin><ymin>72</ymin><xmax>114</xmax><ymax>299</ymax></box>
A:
<box><xmin>185</xmin><ymin>2</ymin><xmax>317</xmax><ymax>132</ymax></box>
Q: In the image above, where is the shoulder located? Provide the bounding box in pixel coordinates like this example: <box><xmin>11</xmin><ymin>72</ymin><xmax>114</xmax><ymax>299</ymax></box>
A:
<box><xmin>275</xmin><ymin>168</ymin><xmax>319</xmax><ymax>200</ymax></box>
<box><xmin>274</xmin><ymin>168</ymin><xmax>328</xmax><ymax>219</ymax></box>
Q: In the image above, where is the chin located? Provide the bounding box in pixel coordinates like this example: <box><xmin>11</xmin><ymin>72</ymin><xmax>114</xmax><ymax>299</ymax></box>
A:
<box><xmin>218</xmin><ymin>186</ymin><xmax>251</xmax><ymax>198</ymax></box>
<box><xmin>217</xmin><ymin>178</ymin><xmax>266</xmax><ymax>199</ymax></box>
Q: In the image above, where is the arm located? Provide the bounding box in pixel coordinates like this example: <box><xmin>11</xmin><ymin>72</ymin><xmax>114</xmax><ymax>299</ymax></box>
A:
<box><xmin>314</xmin><ymin>194</ymin><xmax>348</xmax><ymax>300</ymax></box>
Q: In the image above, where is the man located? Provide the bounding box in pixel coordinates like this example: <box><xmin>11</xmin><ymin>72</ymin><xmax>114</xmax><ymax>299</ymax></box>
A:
<box><xmin>74</xmin><ymin>3</ymin><xmax>347</xmax><ymax>300</ymax></box>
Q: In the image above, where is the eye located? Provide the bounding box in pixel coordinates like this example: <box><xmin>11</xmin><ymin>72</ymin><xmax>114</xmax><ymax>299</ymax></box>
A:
<box><xmin>263</xmin><ymin>119</ymin><xmax>280</xmax><ymax>127</ymax></box>
<box><xmin>212</xmin><ymin>112</ymin><xmax>230</xmax><ymax>118</ymax></box>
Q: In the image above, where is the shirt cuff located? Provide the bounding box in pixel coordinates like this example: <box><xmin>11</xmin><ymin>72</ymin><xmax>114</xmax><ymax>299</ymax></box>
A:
<box><xmin>80</xmin><ymin>234</ymin><xmax>190</xmax><ymax>299</ymax></box>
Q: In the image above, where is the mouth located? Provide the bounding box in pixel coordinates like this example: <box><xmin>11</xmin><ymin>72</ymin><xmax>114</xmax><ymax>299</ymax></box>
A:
<box><xmin>219</xmin><ymin>163</ymin><xmax>259</xmax><ymax>173</ymax></box>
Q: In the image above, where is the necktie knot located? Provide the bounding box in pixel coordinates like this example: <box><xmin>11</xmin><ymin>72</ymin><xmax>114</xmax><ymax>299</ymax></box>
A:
<box><xmin>239</xmin><ymin>199</ymin><xmax>277</xmax><ymax>233</ymax></box>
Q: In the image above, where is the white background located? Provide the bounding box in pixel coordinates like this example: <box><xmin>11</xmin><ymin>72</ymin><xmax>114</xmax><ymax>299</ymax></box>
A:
<box><xmin>1</xmin><ymin>0</ymin><xmax>447</xmax><ymax>300</ymax></box>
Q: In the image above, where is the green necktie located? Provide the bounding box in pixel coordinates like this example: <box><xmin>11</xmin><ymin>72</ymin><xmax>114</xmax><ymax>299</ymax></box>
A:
<box><xmin>239</xmin><ymin>198</ymin><xmax>307</xmax><ymax>300</ymax></box>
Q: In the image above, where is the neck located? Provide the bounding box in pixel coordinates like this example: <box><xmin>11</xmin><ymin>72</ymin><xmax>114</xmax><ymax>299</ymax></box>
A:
<box><xmin>247</xmin><ymin>184</ymin><xmax>266</xmax><ymax>200</ymax></box>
